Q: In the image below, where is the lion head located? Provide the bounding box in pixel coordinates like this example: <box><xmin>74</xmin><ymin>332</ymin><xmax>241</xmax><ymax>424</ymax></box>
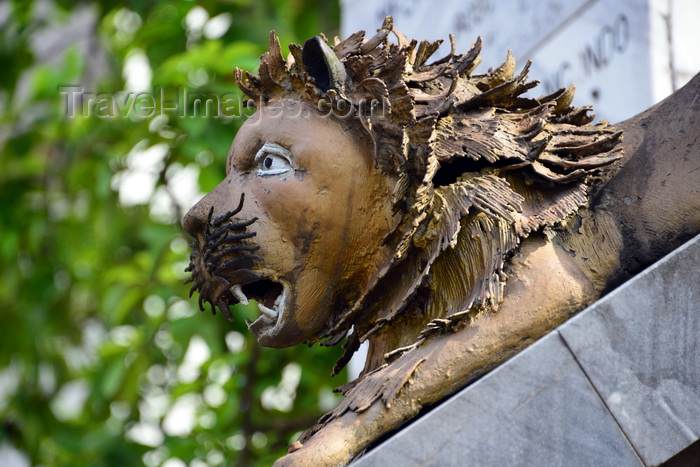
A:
<box><xmin>183</xmin><ymin>17</ymin><xmax>622</xmax><ymax>371</ymax></box>
<box><xmin>183</xmin><ymin>97</ymin><xmax>396</xmax><ymax>348</ymax></box>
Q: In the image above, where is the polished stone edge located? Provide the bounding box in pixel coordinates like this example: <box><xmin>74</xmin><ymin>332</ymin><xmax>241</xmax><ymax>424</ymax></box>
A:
<box><xmin>558</xmin><ymin>233</ymin><xmax>700</xmax><ymax>466</ymax></box>
<box><xmin>355</xmin><ymin>233</ymin><xmax>700</xmax><ymax>466</ymax></box>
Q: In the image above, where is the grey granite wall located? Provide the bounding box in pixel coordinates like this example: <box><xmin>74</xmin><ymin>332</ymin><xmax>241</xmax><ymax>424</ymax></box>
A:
<box><xmin>354</xmin><ymin>233</ymin><xmax>700</xmax><ymax>466</ymax></box>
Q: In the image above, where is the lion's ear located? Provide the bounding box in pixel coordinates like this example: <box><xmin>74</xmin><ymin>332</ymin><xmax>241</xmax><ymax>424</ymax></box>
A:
<box><xmin>302</xmin><ymin>36</ymin><xmax>346</xmax><ymax>92</ymax></box>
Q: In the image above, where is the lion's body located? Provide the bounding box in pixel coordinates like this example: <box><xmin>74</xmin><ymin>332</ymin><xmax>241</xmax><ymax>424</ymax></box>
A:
<box><xmin>584</xmin><ymin>89</ymin><xmax>700</xmax><ymax>290</ymax></box>
<box><xmin>277</xmin><ymin>72</ymin><xmax>700</xmax><ymax>466</ymax></box>
<box><xmin>182</xmin><ymin>17</ymin><xmax>700</xmax><ymax>466</ymax></box>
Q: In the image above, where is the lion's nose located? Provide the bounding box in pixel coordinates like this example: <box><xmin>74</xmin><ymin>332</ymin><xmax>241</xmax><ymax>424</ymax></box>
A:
<box><xmin>183</xmin><ymin>201</ymin><xmax>209</xmax><ymax>237</ymax></box>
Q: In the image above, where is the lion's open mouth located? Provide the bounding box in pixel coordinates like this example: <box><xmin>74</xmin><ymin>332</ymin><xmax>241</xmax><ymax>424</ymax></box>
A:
<box><xmin>184</xmin><ymin>194</ymin><xmax>291</xmax><ymax>337</ymax></box>
<box><xmin>232</xmin><ymin>279</ymin><xmax>288</xmax><ymax>335</ymax></box>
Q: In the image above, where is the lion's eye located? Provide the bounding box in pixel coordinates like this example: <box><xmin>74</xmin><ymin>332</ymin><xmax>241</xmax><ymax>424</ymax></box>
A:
<box><xmin>255</xmin><ymin>143</ymin><xmax>294</xmax><ymax>177</ymax></box>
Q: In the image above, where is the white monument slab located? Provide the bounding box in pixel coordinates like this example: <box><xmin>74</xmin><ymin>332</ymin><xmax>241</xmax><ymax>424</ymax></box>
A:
<box><xmin>341</xmin><ymin>0</ymin><xmax>700</xmax><ymax>123</ymax></box>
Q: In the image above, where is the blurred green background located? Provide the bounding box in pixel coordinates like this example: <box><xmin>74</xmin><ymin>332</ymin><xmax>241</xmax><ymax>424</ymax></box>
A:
<box><xmin>0</xmin><ymin>1</ymin><xmax>344</xmax><ymax>465</ymax></box>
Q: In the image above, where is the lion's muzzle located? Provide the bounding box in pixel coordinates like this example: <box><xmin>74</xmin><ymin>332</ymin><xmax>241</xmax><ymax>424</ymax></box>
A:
<box><xmin>184</xmin><ymin>193</ymin><xmax>262</xmax><ymax>322</ymax></box>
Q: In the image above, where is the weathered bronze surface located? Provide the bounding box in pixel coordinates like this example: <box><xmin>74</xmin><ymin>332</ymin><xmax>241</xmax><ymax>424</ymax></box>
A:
<box><xmin>183</xmin><ymin>17</ymin><xmax>700</xmax><ymax>466</ymax></box>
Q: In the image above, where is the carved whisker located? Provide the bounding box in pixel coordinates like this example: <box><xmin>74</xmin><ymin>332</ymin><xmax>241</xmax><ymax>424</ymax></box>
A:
<box><xmin>229</xmin><ymin>217</ymin><xmax>259</xmax><ymax>230</ymax></box>
<box><xmin>223</xmin><ymin>269</ymin><xmax>262</xmax><ymax>284</ymax></box>
<box><xmin>188</xmin><ymin>276</ymin><xmax>206</xmax><ymax>297</ymax></box>
<box><xmin>213</xmin><ymin>244</ymin><xmax>261</xmax><ymax>256</ymax></box>
<box><xmin>208</xmin><ymin>252</ymin><xmax>262</xmax><ymax>267</ymax></box>
<box><xmin>208</xmin><ymin>225</ymin><xmax>231</xmax><ymax>242</ymax></box>
<box><xmin>223</xmin><ymin>231</ymin><xmax>258</xmax><ymax>241</ymax></box>
<box><xmin>204</xmin><ymin>206</ymin><xmax>214</xmax><ymax>237</ymax></box>
<box><xmin>210</xmin><ymin>231</ymin><xmax>258</xmax><ymax>249</ymax></box>
<box><xmin>208</xmin><ymin>217</ymin><xmax>258</xmax><ymax>243</ymax></box>
<box><xmin>212</xmin><ymin>193</ymin><xmax>246</xmax><ymax>227</ymax></box>
<box><xmin>214</xmin><ymin>257</ymin><xmax>261</xmax><ymax>273</ymax></box>
<box><xmin>217</xmin><ymin>297</ymin><xmax>236</xmax><ymax>322</ymax></box>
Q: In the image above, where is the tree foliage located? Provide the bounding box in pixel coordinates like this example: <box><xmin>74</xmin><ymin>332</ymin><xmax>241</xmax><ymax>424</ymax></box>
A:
<box><xmin>0</xmin><ymin>1</ymin><xmax>342</xmax><ymax>465</ymax></box>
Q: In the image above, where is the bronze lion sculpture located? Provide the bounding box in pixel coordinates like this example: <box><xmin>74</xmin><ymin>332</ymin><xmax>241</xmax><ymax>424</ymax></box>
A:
<box><xmin>183</xmin><ymin>17</ymin><xmax>700</xmax><ymax>465</ymax></box>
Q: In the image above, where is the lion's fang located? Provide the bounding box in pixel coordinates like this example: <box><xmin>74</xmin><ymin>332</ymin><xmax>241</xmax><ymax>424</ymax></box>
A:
<box><xmin>258</xmin><ymin>303</ymin><xmax>278</xmax><ymax>321</ymax></box>
<box><xmin>230</xmin><ymin>285</ymin><xmax>249</xmax><ymax>306</ymax></box>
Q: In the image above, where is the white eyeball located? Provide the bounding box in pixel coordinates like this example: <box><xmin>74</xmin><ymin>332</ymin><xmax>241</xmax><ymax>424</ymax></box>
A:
<box><xmin>255</xmin><ymin>143</ymin><xmax>294</xmax><ymax>177</ymax></box>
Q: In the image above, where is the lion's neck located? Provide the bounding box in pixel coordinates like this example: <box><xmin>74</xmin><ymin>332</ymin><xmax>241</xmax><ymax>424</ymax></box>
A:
<box><xmin>360</xmin><ymin>213</ymin><xmax>521</xmax><ymax>375</ymax></box>
<box><xmin>356</xmin><ymin>169</ymin><xmax>614</xmax><ymax>376</ymax></box>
